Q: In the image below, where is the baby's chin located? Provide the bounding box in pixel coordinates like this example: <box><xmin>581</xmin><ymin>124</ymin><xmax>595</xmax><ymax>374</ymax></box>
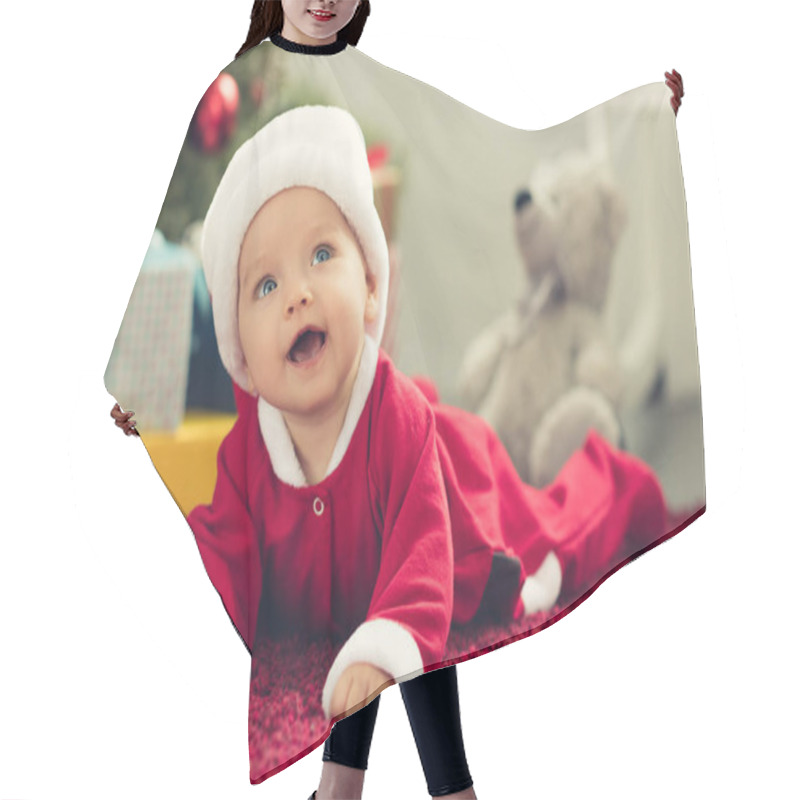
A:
<box><xmin>254</xmin><ymin>375</ymin><xmax>340</xmax><ymax>418</ymax></box>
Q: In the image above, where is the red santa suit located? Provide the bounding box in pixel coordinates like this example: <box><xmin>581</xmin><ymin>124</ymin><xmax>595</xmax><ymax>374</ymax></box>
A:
<box><xmin>187</xmin><ymin>334</ymin><xmax>667</xmax><ymax>718</ymax></box>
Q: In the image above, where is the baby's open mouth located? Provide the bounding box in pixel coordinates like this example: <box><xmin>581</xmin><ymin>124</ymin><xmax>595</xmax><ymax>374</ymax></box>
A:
<box><xmin>288</xmin><ymin>328</ymin><xmax>327</xmax><ymax>363</ymax></box>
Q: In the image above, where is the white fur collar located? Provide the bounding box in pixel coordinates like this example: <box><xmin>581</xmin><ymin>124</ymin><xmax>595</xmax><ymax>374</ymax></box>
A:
<box><xmin>256</xmin><ymin>335</ymin><xmax>379</xmax><ymax>488</ymax></box>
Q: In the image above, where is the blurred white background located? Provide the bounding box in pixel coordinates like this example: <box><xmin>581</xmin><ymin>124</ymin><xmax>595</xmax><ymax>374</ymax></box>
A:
<box><xmin>1</xmin><ymin>1</ymin><xmax>796</xmax><ymax>798</ymax></box>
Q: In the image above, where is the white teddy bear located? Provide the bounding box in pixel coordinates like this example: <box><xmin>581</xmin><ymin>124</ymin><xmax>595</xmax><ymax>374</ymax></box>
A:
<box><xmin>457</xmin><ymin>153</ymin><xmax>629</xmax><ymax>488</ymax></box>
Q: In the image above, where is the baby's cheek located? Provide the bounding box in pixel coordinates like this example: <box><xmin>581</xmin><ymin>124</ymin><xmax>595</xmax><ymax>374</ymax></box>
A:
<box><xmin>240</xmin><ymin>315</ymin><xmax>275</xmax><ymax>364</ymax></box>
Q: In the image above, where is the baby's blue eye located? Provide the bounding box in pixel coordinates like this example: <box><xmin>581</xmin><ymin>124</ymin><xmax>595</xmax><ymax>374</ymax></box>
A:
<box><xmin>257</xmin><ymin>277</ymin><xmax>277</xmax><ymax>298</ymax></box>
<box><xmin>313</xmin><ymin>246</ymin><xmax>331</xmax><ymax>265</ymax></box>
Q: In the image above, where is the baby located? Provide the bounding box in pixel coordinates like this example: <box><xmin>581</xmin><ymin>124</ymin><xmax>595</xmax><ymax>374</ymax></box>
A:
<box><xmin>189</xmin><ymin>105</ymin><xmax>667</xmax><ymax>722</ymax></box>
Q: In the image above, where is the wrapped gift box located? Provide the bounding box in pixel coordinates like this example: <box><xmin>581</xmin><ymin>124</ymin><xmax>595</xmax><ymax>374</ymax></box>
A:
<box><xmin>111</xmin><ymin>168</ymin><xmax>403</xmax><ymax>512</ymax></box>
<box><xmin>104</xmin><ymin>229</ymin><xmax>197</xmax><ymax>432</ymax></box>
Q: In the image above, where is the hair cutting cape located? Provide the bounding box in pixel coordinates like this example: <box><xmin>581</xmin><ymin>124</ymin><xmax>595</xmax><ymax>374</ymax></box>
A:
<box><xmin>104</xmin><ymin>35</ymin><xmax>705</xmax><ymax>784</ymax></box>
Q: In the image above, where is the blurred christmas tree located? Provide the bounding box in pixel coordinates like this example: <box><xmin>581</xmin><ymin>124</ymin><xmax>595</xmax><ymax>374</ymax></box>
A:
<box><xmin>155</xmin><ymin>45</ymin><xmax>332</xmax><ymax>243</ymax></box>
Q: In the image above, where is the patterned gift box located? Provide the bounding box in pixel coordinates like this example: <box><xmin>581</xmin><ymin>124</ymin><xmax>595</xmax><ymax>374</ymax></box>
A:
<box><xmin>105</xmin><ymin>229</ymin><xmax>197</xmax><ymax>432</ymax></box>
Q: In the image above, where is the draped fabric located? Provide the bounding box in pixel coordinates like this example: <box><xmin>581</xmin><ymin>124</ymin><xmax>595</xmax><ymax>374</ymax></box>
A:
<box><xmin>105</xmin><ymin>35</ymin><xmax>705</xmax><ymax>783</ymax></box>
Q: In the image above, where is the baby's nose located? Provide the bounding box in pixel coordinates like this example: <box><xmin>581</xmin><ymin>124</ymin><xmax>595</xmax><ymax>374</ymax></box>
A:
<box><xmin>286</xmin><ymin>288</ymin><xmax>312</xmax><ymax>315</ymax></box>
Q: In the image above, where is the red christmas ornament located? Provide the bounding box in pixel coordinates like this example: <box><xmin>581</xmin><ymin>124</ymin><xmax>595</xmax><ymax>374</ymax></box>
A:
<box><xmin>190</xmin><ymin>72</ymin><xmax>240</xmax><ymax>153</ymax></box>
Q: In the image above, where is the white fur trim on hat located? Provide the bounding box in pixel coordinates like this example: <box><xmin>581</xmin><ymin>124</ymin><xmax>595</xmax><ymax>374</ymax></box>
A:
<box><xmin>200</xmin><ymin>105</ymin><xmax>390</xmax><ymax>394</ymax></box>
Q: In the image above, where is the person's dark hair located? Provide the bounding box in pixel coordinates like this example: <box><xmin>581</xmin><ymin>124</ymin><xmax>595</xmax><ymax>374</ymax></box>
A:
<box><xmin>236</xmin><ymin>1</ymin><xmax>371</xmax><ymax>59</ymax></box>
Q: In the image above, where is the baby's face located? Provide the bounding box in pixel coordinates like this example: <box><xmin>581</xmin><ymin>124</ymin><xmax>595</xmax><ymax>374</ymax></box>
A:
<box><xmin>237</xmin><ymin>186</ymin><xmax>378</xmax><ymax>418</ymax></box>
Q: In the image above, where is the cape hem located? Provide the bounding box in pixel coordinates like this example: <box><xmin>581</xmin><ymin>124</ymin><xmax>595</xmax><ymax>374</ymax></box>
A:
<box><xmin>248</xmin><ymin>503</ymin><xmax>707</xmax><ymax>785</ymax></box>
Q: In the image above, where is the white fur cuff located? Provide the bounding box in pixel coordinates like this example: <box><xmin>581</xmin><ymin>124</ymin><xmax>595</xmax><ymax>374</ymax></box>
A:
<box><xmin>521</xmin><ymin>550</ymin><xmax>563</xmax><ymax>616</ymax></box>
<box><xmin>321</xmin><ymin>618</ymin><xmax>424</xmax><ymax>719</ymax></box>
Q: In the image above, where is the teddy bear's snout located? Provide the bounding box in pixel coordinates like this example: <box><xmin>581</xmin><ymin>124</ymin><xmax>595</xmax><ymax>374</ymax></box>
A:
<box><xmin>514</xmin><ymin>188</ymin><xmax>533</xmax><ymax>213</ymax></box>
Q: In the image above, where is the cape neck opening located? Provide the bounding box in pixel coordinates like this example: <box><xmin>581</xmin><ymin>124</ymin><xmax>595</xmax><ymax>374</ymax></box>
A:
<box><xmin>270</xmin><ymin>31</ymin><xmax>348</xmax><ymax>55</ymax></box>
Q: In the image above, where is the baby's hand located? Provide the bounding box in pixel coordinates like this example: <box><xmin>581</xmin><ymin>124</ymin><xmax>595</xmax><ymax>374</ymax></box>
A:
<box><xmin>329</xmin><ymin>662</ymin><xmax>393</xmax><ymax>719</ymax></box>
<box><xmin>111</xmin><ymin>403</ymin><xmax>139</xmax><ymax>436</ymax></box>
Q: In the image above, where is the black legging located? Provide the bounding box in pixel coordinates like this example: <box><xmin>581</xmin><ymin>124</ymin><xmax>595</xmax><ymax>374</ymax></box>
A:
<box><xmin>323</xmin><ymin>664</ymin><xmax>473</xmax><ymax>797</ymax></box>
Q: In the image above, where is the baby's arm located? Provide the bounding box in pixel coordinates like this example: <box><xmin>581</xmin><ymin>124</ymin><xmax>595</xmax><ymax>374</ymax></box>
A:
<box><xmin>187</xmin><ymin>414</ymin><xmax>262</xmax><ymax>653</ymax></box>
<box><xmin>321</xmin><ymin>374</ymin><xmax>454</xmax><ymax>719</ymax></box>
<box><xmin>328</xmin><ymin>663</ymin><xmax>394</xmax><ymax>719</ymax></box>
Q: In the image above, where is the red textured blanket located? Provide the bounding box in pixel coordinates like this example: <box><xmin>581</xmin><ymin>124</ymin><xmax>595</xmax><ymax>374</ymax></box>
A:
<box><xmin>248</xmin><ymin>508</ymin><xmax>701</xmax><ymax>780</ymax></box>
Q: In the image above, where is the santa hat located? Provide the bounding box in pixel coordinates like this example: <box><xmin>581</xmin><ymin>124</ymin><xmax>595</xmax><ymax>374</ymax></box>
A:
<box><xmin>201</xmin><ymin>105</ymin><xmax>390</xmax><ymax>394</ymax></box>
